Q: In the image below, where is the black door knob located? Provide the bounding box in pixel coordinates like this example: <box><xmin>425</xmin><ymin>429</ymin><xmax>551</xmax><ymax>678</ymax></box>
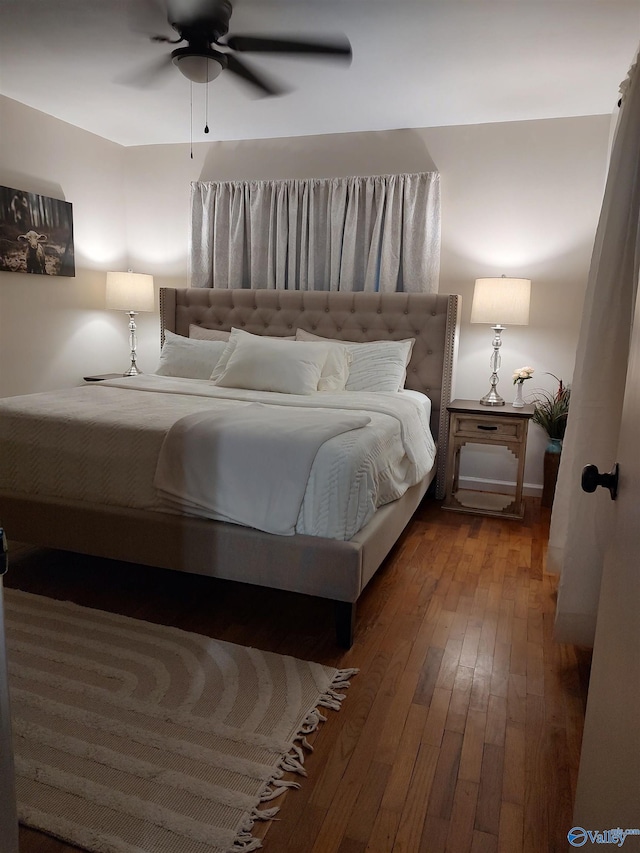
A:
<box><xmin>581</xmin><ymin>463</ymin><xmax>619</xmax><ymax>500</ymax></box>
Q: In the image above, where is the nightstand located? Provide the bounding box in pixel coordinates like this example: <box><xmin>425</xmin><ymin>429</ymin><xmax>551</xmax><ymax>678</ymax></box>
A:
<box><xmin>83</xmin><ymin>374</ymin><xmax>125</xmax><ymax>382</ymax></box>
<box><xmin>443</xmin><ymin>399</ymin><xmax>534</xmax><ymax>520</ymax></box>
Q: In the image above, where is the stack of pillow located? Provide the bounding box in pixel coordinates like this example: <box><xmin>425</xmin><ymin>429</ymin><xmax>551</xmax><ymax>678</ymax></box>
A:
<box><xmin>155</xmin><ymin>325</ymin><xmax>414</xmax><ymax>394</ymax></box>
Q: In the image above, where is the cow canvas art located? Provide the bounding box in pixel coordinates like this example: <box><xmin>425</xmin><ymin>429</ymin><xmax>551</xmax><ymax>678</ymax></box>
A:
<box><xmin>0</xmin><ymin>186</ymin><xmax>75</xmax><ymax>277</ymax></box>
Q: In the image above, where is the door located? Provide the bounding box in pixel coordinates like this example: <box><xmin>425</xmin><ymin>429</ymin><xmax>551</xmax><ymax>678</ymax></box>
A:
<box><xmin>0</xmin><ymin>532</ymin><xmax>19</xmax><ymax>853</ymax></box>
<box><xmin>572</xmin><ymin>289</ymin><xmax>640</xmax><ymax>845</ymax></box>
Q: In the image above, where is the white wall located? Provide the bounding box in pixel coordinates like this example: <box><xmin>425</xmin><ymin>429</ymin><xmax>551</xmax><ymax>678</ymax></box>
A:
<box><xmin>0</xmin><ymin>96</ymin><xmax>131</xmax><ymax>394</ymax></box>
<box><xmin>0</xmin><ymin>96</ymin><xmax>611</xmax><ymax>488</ymax></box>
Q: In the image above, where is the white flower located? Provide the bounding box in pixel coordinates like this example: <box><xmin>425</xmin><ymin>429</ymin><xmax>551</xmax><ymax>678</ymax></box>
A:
<box><xmin>513</xmin><ymin>366</ymin><xmax>534</xmax><ymax>384</ymax></box>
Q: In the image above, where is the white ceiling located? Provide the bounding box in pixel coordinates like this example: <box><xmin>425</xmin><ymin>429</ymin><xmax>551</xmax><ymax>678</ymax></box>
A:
<box><xmin>1</xmin><ymin>0</ymin><xmax>639</xmax><ymax>148</ymax></box>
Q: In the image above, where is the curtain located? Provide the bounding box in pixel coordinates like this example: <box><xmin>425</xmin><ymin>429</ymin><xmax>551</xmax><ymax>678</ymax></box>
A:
<box><xmin>548</xmin><ymin>55</ymin><xmax>640</xmax><ymax>646</ymax></box>
<box><xmin>190</xmin><ymin>173</ymin><xmax>440</xmax><ymax>293</ymax></box>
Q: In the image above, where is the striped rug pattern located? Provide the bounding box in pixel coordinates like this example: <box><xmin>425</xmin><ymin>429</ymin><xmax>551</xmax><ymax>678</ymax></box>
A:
<box><xmin>5</xmin><ymin>589</ymin><xmax>356</xmax><ymax>853</ymax></box>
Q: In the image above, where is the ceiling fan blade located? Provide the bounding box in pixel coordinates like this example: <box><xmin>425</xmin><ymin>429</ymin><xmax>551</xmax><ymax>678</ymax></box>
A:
<box><xmin>225</xmin><ymin>54</ymin><xmax>286</xmax><ymax>97</ymax></box>
<box><xmin>114</xmin><ymin>53</ymin><xmax>175</xmax><ymax>89</ymax></box>
<box><xmin>226</xmin><ymin>34</ymin><xmax>352</xmax><ymax>60</ymax></box>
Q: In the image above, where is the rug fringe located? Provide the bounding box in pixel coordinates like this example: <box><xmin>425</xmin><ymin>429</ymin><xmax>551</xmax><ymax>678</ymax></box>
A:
<box><xmin>230</xmin><ymin>667</ymin><xmax>359</xmax><ymax>852</ymax></box>
<box><xmin>231</xmin><ymin>831</ymin><xmax>263</xmax><ymax>851</ymax></box>
<box><xmin>278</xmin><ymin>753</ymin><xmax>307</xmax><ymax>776</ymax></box>
<box><xmin>259</xmin><ymin>779</ymin><xmax>301</xmax><ymax>802</ymax></box>
<box><xmin>334</xmin><ymin>667</ymin><xmax>360</xmax><ymax>681</ymax></box>
<box><xmin>251</xmin><ymin>806</ymin><xmax>280</xmax><ymax>821</ymax></box>
<box><xmin>298</xmin><ymin>707</ymin><xmax>326</xmax><ymax>736</ymax></box>
<box><xmin>296</xmin><ymin>735</ymin><xmax>313</xmax><ymax>751</ymax></box>
<box><xmin>317</xmin><ymin>668</ymin><xmax>359</xmax><ymax>711</ymax></box>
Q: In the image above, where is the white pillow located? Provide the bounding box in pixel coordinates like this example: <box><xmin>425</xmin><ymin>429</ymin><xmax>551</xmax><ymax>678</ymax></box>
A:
<box><xmin>210</xmin><ymin>328</ymin><xmax>350</xmax><ymax>391</ymax></box>
<box><xmin>296</xmin><ymin>329</ymin><xmax>415</xmax><ymax>392</ymax></box>
<box><xmin>314</xmin><ymin>341</ymin><xmax>352</xmax><ymax>391</ymax></box>
<box><xmin>213</xmin><ymin>333</ymin><xmax>329</xmax><ymax>394</ymax></box>
<box><xmin>189</xmin><ymin>325</ymin><xmax>230</xmax><ymax>341</ymax></box>
<box><xmin>155</xmin><ymin>330</ymin><xmax>227</xmax><ymax>379</ymax></box>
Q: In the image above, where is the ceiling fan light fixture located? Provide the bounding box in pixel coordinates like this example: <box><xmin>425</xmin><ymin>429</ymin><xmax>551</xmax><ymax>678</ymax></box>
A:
<box><xmin>171</xmin><ymin>49</ymin><xmax>224</xmax><ymax>83</ymax></box>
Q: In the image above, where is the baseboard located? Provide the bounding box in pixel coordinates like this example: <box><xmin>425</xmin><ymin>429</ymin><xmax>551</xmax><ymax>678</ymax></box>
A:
<box><xmin>458</xmin><ymin>475</ymin><xmax>543</xmax><ymax>498</ymax></box>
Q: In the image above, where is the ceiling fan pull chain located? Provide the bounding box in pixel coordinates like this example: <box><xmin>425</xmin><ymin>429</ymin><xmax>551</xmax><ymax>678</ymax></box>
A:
<box><xmin>205</xmin><ymin>78</ymin><xmax>210</xmax><ymax>134</ymax></box>
<box><xmin>190</xmin><ymin>81</ymin><xmax>194</xmax><ymax>160</ymax></box>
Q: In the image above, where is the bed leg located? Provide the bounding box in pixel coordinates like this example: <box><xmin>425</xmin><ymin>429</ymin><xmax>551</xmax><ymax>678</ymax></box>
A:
<box><xmin>335</xmin><ymin>601</ymin><xmax>356</xmax><ymax>649</ymax></box>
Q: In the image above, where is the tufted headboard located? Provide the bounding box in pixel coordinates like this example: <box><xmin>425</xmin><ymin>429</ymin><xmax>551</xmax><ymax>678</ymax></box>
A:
<box><xmin>160</xmin><ymin>288</ymin><xmax>459</xmax><ymax>496</ymax></box>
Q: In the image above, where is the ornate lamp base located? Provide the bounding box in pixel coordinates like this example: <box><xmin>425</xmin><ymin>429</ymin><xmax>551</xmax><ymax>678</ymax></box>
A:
<box><xmin>479</xmin><ymin>324</ymin><xmax>506</xmax><ymax>406</ymax></box>
<box><xmin>480</xmin><ymin>388</ymin><xmax>505</xmax><ymax>406</ymax></box>
<box><xmin>122</xmin><ymin>311</ymin><xmax>143</xmax><ymax>377</ymax></box>
<box><xmin>123</xmin><ymin>364</ymin><xmax>142</xmax><ymax>377</ymax></box>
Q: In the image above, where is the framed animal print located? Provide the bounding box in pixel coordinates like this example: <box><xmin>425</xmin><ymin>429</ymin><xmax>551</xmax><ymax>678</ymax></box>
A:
<box><xmin>0</xmin><ymin>185</ymin><xmax>75</xmax><ymax>277</ymax></box>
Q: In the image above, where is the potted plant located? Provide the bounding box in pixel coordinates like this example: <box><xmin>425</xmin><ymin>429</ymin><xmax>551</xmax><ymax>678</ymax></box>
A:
<box><xmin>531</xmin><ymin>375</ymin><xmax>571</xmax><ymax>450</ymax></box>
<box><xmin>531</xmin><ymin>374</ymin><xmax>571</xmax><ymax>507</ymax></box>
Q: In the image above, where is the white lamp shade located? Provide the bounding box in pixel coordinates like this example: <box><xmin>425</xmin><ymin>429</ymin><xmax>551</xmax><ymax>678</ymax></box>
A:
<box><xmin>106</xmin><ymin>272</ymin><xmax>155</xmax><ymax>312</ymax></box>
<box><xmin>470</xmin><ymin>277</ymin><xmax>531</xmax><ymax>325</ymax></box>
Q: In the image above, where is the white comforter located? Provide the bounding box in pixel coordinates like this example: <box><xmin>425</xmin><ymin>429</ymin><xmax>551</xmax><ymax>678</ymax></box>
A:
<box><xmin>155</xmin><ymin>404</ymin><xmax>371</xmax><ymax>535</ymax></box>
<box><xmin>0</xmin><ymin>375</ymin><xmax>436</xmax><ymax>540</ymax></box>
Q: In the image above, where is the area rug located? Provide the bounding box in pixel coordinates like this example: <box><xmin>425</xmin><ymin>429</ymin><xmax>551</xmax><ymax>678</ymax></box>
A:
<box><xmin>4</xmin><ymin>588</ymin><xmax>357</xmax><ymax>853</ymax></box>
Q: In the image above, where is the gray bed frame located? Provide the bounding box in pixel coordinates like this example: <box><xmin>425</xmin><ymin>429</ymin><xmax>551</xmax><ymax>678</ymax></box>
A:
<box><xmin>0</xmin><ymin>288</ymin><xmax>459</xmax><ymax>647</ymax></box>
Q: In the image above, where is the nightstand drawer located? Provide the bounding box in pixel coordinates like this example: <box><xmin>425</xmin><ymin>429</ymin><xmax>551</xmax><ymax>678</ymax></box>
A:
<box><xmin>453</xmin><ymin>414</ymin><xmax>524</xmax><ymax>441</ymax></box>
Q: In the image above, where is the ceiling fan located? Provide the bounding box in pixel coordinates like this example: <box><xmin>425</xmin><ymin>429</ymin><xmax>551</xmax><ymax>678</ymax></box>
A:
<box><xmin>124</xmin><ymin>0</ymin><xmax>352</xmax><ymax>96</ymax></box>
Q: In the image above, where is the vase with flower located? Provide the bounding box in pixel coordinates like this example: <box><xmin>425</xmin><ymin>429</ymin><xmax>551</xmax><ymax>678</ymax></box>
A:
<box><xmin>512</xmin><ymin>366</ymin><xmax>534</xmax><ymax>407</ymax></box>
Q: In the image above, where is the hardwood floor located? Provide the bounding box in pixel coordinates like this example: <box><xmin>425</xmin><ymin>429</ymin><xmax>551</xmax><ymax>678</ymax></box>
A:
<box><xmin>4</xmin><ymin>497</ymin><xmax>590</xmax><ymax>853</ymax></box>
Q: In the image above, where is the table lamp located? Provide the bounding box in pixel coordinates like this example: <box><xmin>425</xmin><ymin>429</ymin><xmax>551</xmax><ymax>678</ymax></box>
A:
<box><xmin>106</xmin><ymin>271</ymin><xmax>155</xmax><ymax>376</ymax></box>
<box><xmin>471</xmin><ymin>276</ymin><xmax>531</xmax><ymax>406</ymax></box>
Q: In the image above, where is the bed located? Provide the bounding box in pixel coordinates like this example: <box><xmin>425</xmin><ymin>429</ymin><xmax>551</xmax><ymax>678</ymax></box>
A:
<box><xmin>0</xmin><ymin>288</ymin><xmax>459</xmax><ymax>647</ymax></box>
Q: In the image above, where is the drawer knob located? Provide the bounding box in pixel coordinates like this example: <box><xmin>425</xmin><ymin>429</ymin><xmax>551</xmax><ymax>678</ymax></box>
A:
<box><xmin>477</xmin><ymin>424</ymin><xmax>498</xmax><ymax>431</ymax></box>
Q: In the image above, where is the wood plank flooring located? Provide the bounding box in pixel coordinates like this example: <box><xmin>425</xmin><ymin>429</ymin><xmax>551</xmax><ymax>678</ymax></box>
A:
<box><xmin>4</xmin><ymin>497</ymin><xmax>590</xmax><ymax>853</ymax></box>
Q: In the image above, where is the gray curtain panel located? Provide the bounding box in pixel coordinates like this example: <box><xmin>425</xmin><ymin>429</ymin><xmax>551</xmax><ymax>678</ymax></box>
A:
<box><xmin>190</xmin><ymin>173</ymin><xmax>441</xmax><ymax>293</ymax></box>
